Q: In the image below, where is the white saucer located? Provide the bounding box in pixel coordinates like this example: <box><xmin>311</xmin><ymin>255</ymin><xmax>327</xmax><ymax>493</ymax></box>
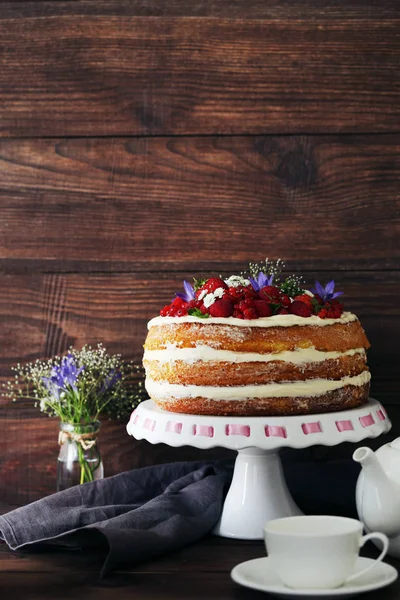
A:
<box><xmin>231</xmin><ymin>556</ymin><xmax>398</xmax><ymax>599</ymax></box>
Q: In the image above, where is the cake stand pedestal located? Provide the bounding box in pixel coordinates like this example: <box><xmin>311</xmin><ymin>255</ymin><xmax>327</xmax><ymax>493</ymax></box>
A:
<box><xmin>126</xmin><ymin>398</ymin><xmax>391</xmax><ymax>540</ymax></box>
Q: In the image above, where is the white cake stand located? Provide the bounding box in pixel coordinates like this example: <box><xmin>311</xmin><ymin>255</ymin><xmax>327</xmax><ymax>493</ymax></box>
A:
<box><xmin>126</xmin><ymin>398</ymin><xmax>391</xmax><ymax>540</ymax></box>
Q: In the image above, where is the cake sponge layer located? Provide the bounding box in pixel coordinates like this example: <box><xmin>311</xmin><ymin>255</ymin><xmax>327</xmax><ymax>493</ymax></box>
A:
<box><xmin>151</xmin><ymin>383</ymin><xmax>370</xmax><ymax>416</ymax></box>
<box><xmin>144</xmin><ymin>318</ymin><xmax>370</xmax><ymax>354</ymax></box>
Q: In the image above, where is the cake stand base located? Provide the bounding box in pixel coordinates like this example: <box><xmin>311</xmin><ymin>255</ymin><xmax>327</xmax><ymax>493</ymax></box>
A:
<box><xmin>212</xmin><ymin>447</ymin><xmax>302</xmax><ymax>539</ymax></box>
<box><xmin>126</xmin><ymin>399</ymin><xmax>391</xmax><ymax>540</ymax></box>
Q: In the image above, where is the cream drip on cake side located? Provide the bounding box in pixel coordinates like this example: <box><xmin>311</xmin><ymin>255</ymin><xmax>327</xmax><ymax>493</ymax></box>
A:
<box><xmin>147</xmin><ymin>311</ymin><xmax>358</xmax><ymax>330</ymax></box>
<box><xmin>145</xmin><ymin>370</ymin><xmax>371</xmax><ymax>401</ymax></box>
<box><xmin>143</xmin><ymin>346</ymin><xmax>366</xmax><ymax>365</ymax></box>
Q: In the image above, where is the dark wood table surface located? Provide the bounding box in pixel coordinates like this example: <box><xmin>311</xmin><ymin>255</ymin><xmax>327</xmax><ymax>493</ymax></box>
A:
<box><xmin>1</xmin><ymin>504</ymin><xmax>400</xmax><ymax>600</ymax></box>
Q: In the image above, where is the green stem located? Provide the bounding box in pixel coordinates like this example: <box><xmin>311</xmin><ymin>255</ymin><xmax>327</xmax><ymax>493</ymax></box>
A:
<box><xmin>76</xmin><ymin>442</ymin><xmax>94</xmax><ymax>484</ymax></box>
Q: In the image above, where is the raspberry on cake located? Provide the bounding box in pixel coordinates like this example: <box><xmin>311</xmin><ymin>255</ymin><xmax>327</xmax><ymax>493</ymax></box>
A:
<box><xmin>143</xmin><ymin>259</ymin><xmax>371</xmax><ymax>416</ymax></box>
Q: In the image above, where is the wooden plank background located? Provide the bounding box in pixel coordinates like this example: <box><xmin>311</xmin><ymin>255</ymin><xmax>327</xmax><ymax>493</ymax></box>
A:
<box><xmin>0</xmin><ymin>2</ymin><xmax>399</xmax><ymax>136</ymax></box>
<box><xmin>0</xmin><ymin>0</ymin><xmax>399</xmax><ymax>505</ymax></box>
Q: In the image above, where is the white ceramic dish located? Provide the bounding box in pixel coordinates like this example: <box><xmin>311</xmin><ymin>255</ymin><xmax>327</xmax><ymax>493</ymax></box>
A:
<box><xmin>231</xmin><ymin>556</ymin><xmax>398</xmax><ymax>599</ymax></box>
<box><xmin>127</xmin><ymin>398</ymin><xmax>390</xmax><ymax>451</ymax></box>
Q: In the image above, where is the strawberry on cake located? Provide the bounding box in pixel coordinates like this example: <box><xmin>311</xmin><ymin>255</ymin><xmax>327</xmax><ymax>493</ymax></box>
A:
<box><xmin>143</xmin><ymin>260</ymin><xmax>371</xmax><ymax>416</ymax></box>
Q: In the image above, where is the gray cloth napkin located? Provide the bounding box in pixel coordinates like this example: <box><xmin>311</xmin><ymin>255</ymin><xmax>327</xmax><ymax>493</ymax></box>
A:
<box><xmin>0</xmin><ymin>457</ymin><xmax>359</xmax><ymax>577</ymax></box>
<box><xmin>0</xmin><ymin>460</ymin><xmax>233</xmax><ymax>576</ymax></box>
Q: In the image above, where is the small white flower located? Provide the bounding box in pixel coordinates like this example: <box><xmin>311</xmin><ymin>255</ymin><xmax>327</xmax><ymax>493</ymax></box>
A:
<box><xmin>224</xmin><ymin>275</ymin><xmax>250</xmax><ymax>288</ymax></box>
<box><xmin>198</xmin><ymin>289</ymin><xmax>207</xmax><ymax>301</ymax></box>
<box><xmin>203</xmin><ymin>287</ymin><xmax>226</xmax><ymax>307</ymax></box>
<box><xmin>203</xmin><ymin>292</ymin><xmax>216</xmax><ymax>308</ymax></box>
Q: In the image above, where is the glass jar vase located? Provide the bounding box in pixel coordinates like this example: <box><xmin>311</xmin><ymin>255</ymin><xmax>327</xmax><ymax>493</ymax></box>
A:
<box><xmin>57</xmin><ymin>421</ymin><xmax>104</xmax><ymax>491</ymax></box>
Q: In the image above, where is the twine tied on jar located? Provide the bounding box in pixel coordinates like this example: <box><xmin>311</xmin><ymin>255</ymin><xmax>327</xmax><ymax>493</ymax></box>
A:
<box><xmin>58</xmin><ymin>429</ymin><xmax>98</xmax><ymax>451</ymax></box>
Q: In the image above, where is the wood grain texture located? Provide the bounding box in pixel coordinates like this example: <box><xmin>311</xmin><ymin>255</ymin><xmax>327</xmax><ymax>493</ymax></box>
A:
<box><xmin>0</xmin><ymin>10</ymin><xmax>398</xmax><ymax>136</ymax></box>
<box><xmin>0</xmin><ymin>135</ymin><xmax>399</xmax><ymax>271</ymax></box>
<box><xmin>3</xmin><ymin>1</ymin><xmax>399</xmax><ymax>19</ymax></box>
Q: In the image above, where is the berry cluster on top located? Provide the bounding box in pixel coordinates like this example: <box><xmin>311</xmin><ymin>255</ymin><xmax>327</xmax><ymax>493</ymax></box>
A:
<box><xmin>160</xmin><ymin>266</ymin><xmax>344</xmax><ymax>320</ymax></box>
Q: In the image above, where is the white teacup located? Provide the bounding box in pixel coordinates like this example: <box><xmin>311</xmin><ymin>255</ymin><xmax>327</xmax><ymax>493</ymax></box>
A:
<box><xmin>264</xmin><ymin>515</ymin><xmax>389</xmax><ymax>590</ymax></box>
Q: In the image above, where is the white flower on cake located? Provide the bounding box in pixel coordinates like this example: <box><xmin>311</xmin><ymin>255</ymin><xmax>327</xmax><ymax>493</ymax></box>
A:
<box><xmin>198</xmin><ymin>289</ymin><xmax>207</xmax><ymax>301</ymax></box>
<box><xmin>203</xmin><ymin>287</ymin><xmax>225</xmax><ymax>308</ymax></box>
<box><xmin>224</xmin><ymin>275</ymin><xmax>251</xmax><ymax>288</ymax></box>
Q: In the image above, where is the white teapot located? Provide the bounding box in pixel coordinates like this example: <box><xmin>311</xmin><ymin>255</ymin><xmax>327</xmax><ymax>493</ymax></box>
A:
<box><xmin>353</xmin><ymin>439</ymin><xmax>400</xmax><ymax>557</ymax></box>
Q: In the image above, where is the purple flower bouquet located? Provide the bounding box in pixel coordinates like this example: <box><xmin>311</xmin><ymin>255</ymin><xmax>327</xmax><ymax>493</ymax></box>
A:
<box><xmin>5</xmin><ymin>345</ymin><xmax>146</xmax><ymax>488</ymax></box>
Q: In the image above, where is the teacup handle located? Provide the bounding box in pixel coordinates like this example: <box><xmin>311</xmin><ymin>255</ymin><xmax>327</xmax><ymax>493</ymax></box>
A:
<box><xmin>345</xmin><ymin>532</ymin><xmax>389</xmax><ymax>583</ymax></box>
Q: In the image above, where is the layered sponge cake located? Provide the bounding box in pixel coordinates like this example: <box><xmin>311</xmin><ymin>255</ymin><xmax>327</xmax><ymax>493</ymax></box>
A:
<box><xmin>143</xmin><ymin>263</ymin><xmax>370</xmax><ymax>416</ymax></box>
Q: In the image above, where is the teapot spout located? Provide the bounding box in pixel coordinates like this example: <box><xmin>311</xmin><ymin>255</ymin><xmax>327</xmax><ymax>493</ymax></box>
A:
<box><xmin>354</xmin><ymin>446</ymin><xmax>400</xmax><ymax>537</ymax></box>
<box><xmin>353</xmin><ymin>446</ymin><xmax>380</xmax><ymax>469</ymax></box>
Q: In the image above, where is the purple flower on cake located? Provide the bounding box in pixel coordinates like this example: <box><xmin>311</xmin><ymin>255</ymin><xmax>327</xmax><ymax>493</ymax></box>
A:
<box><xmin>312</xmin><ymin>280</ymin><xmax>343</xmax><ymax>302</ymax></box>
<box><xmin>176</xmin><ymin>280</ymin><xmax>195</xmax><ymax>302</ymax></box>
<box><xmin>249</xmin><ymin>271</ymin><xmax>275</xmax><ymax>292</ymax></box>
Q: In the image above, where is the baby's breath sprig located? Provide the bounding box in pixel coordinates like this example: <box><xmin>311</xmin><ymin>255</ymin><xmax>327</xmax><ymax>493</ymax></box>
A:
<box><xmin>243</xmin><ymin>258</ymin><xmax>286</xmax><ymax>283</ymax></box>
<box><xmin>104</xmin><ymin>363</ymin><xmax>147</xmax><ymax>420</ymax></box>
<box><xmin>4</xmin><ymin>344</ymin><xmax>146</xmax><ymax>424</ymax></box>
<box><xmin>280</xmin><ymin>275</ymin><xmax>305</xmax><ymax>298</ymax></box>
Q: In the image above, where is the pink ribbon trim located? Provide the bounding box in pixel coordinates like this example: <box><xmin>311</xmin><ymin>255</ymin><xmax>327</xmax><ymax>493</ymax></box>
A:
<box><xmin>359</xmin><ymin>414</ymin><xmax>375</xmax><ymax>427</ymax></box>
<box><xmin>193</xmin><ymin>425</ymin><xmax>214</xmax><ymax>437</ymax></box>
<box><xmin>143</xmin><ymin>418</ymin><xmax>156</xmax><ymax>431</ymax></box>
<box><xmin>166</xmin><ymin>421</ymin><xmax>183</xmax><ymax>434</ymax></box>
<box><xmin>302</xmin><ymin>421</ymin><xmax>322</xmax><ymax>435</ymax></box>
<box><xmin>376</xmin><ymin>409</ymin><xmax>386</xmax><ymax>421</ymax></box>
<box><xmin>225</xmin><ymin>424</ymin><xmax>251</xmax><ymax>437</ymax></box>
<box><xmin>336</xmin><ymin>420</ymin><xmax>354</xmax><ymax>432</ymax></box>
<box><xmin>264</xmin><ymin>425</ymin><xmax>287</xmax><ymax>438</ymax></box>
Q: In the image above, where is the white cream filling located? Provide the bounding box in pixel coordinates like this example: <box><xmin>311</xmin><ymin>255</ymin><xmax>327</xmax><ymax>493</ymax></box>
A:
<box><xmin>145</xmin><ymin>371</ymin><xmax>370</xmax><ymax>401</ymax></box>
<box><xmin>148</xmin><ymin>311</ymin><xmax>357</xmax><ymax>330</ymax></box>
<box><xmin>143</xmin><ymin>346</ymin><xmax>366</xmax><ymax>365</ymax></box>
